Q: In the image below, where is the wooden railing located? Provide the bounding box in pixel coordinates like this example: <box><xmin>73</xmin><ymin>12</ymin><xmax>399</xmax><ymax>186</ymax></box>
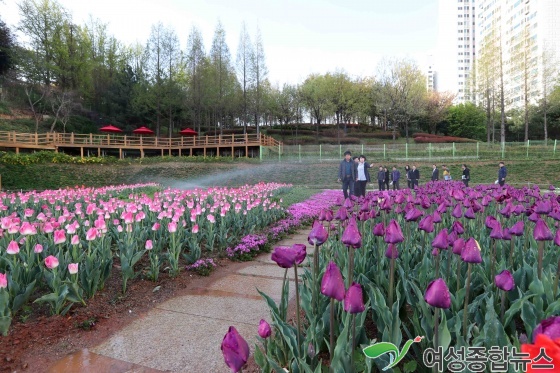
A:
<box><xmin>0</xmin><ymin>131</ymin><xmax>282</xmax><ymax>149</ymax></box>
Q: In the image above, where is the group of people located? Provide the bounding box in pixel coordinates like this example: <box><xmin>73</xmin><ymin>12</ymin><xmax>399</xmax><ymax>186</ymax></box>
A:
<box><xmin>337</xmin><ymin>150</ymin><xmax>508</xmax><ymax>198</ymax></box>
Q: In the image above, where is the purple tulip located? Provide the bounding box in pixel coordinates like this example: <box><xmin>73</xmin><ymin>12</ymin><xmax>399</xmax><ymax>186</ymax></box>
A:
<box><xmin>308</xmin><ymin>220</ymin><xmax>328</xmax><ymax>246</ymax></box>
<box><xmin>452</xmin><ymin>221</ymin><xmax>465</xmax><ymax>235</ymax></box>
<box><xmin>271</xmin><ymin>244</ymin><xmax>307</xmax><ymax>268</ymax></box>
<box><xmin>535</xmin><ymin>200</ymin><xmax>552</xmax><ymax>214</ymax></box>
<box><xmin>490</xmin><ymin>224</ymin><xmax>503</xmax><ymax>240</ymax></box>
<box><xmin>502</xmin><ymin>228</ymin><xmax>512</xmax><ymax>241</ymax></box>
<box><xmin>385</xmin><ymin>244</ymin><xmax>399</xmax><ymax>259</ymax></box>
<box><xmin>485</xmin><ymin>216</ymin><xmax>498</xmax><ymax>229</ymax></box>
<box><xmin>452</xmin><ymin>204</ymin><xmax>463</xmax><ymax>218</ymax></box>
<box><xmin>472</xmin><ymin>200</ymin><xmax>483</xmax><ymax>213</ymax></box>
<box><xmin>509</xmin><ymin>221</ymin><xmax>524</xmax><ymax>236</ymax></box>
<box><xmin>431</xmin><ymin>248</ymin><xmax>440</xmax><ymax>256</ymax></box>
<box><xmin>528</xmin><ymin>212</ymin><xmax>539</xmax><ymax>222</ymax></box>
<box><xmin>432</xmin><ymin>229</ymin><xmax>449</xmax><ymax>249</ymax></box>
<box><xmin>464</xmin><ymin>207</ymin><xmax>476</xmax><ymax>219</ymax></box>
<box><xmin>384</xmin><ymin>219</ymin><xmax>404</xmax><ymax>244</ymax></box>
<box><xmin>372</xmin><ymin>222</ymin><xmax>385</xmax><ymax>237</ymax></box>
<box><xmin>554</xmin><ymin>229</ymin><xmax>560</xmax><ymax>246</ymax></box>
<box><xmin>532</xmin><ymin>316</ymin><xmax>560</xmax><ymax>342</ymax></box>
<box><xmin>344</xmin><ymin>282</ymin><xmax>365</xmax><ymax>314</ymax></box>
<box><xmin>318</xmin><ymin>210</ymin><xmax>327</xmax><ymax>221</ymax></box>
<box><xmin>405</xmin><ymin>207</ymin><xmax>424</xmax><ymax>222</ymax></box>
<box><xmin>344</xmin><ymin>198</ymin><xmax>354</xmax><ymax>209</ymax></box>
<box><xmin>461</xmin><ymin>238</ymin><xmax>482</xmax><ymax>263</ymax></box>
<box><xmin>321</xmin><ymin>261</ymin><xmax>345</xmax><ymax>301</ymax></box>
<box><xmin>417</xmin><ymin>215</ymin><xmax>434</xmax><ymax>233</ymax></box>
<box><xmin>342</xmin><ymin>218</ymin><xmax>362</xmax><ymax>248</ymax></box>
<box><xmin>513</xmin><ymin>205</ymin><xmax>525</xmax><ymax>216</ymax></box>
<box><xmin>258</xmin><ymin>319</ymin><xmax>272</xmax><ymax>339</ymax></box>
<box><xmin>549</xmin><ymin>185</ymin><xmax>556</xmax><ymax>191</ymax></box>
<box><xmin>432</xmin><ymin>211</ymin><xmax>442</xmax><ymax>223</ymax></box>
<box><xmin>424</xmin><ymin>278</ymin><xmax>451</xmax><ymax>309</ymax></box>
<box><xmin>452</xmin><ymin>238</ymin><xmax>466</xmax><ymax>255</ymax></box>
<box><xmin>534</xmin><ymin>219</ymin><xmax>553</xmax><ymax>241</ymax></box>
<box><xmin>221</xmin><ymin>326</ymin><xmax>250</xmax><ymax>373</ymax></box>
<box><xmin>549</xmin><ymin>209</ymin><xmax>560</xmax><ymax>221</ymax></box>
<box><xmin>357</xmin><ymin>211</ymin><xmax>370</xmax><ymax>221</ymax></box>
<box><xmin>452</xmin><ymin>189</ymin><xmax>465</xmax><ymax>201</ymax></box>
<box><xmin>334</xmin><ymin>207</ymin><xmax>348</xmax><ymax>221</ymax></box>
<box><xmin>494</xmin><ymin>270</ymin><xmax>515</xmax><ymax>291</ymax></box>
<box><xmin>436</xmin><ymin>202</ymin><xmax>447</xmax><ymax>214</ymax></box>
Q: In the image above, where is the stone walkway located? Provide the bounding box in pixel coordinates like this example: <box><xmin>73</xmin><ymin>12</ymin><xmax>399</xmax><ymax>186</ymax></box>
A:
<box><xmin>48</xmin><ymin>230</ymin><xmax>312</xmax><ymax>373</ymax></box>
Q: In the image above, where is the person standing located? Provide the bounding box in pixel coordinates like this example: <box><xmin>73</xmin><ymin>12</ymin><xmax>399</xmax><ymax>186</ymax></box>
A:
<box><xmin>377</xmin><ymin>166</ymin><xmax>385</xmax><ymax>191</ymax></box>
<box><xmin>337</xmin><ymin>150</ymin><xmax>356</xmax><ymax>199</ymax></box>
<box><xmin>355</xmin><ymin>155</ymin><xmax>372</xmax><ymax>197</ymax></box>
<box><xmin>462</xmin><ymin>164</ymin><xmax>470</xmax><ymax>187</ymax></box>
<box><xmin>410</xmin><ymin>165</ymin><xmax>420</xmax><ymax>188</ymax></box>
<box><xmin>498</xmin><ymin>162</ymin><xmax>507</xmax><ymax>187</ymax></box>
<box><xmin>431</xmin><ymin>164</ymin><xmax>439</xmax><ymax>182</ymax></box>
<box><xmin>404</xmin><ymin>165</ymin><xmax>411</xmax><ymax>189</ymax></box>
<box><xmin>445</xmin><ymin>165</ymin><xmax>453</xmax><ymax>181</ymax></box>
<box><xmin>391</xmin><ymin>166</ymin><xmax>401</xmax><ymax>190</ymax></box>
<box><xmin>384</xmin><ymin>167</ymin><xmax>390</xmax><ymax>190</ymax></box>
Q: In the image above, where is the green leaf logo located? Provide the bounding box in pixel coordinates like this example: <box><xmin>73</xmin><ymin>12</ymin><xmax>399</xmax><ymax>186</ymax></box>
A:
<box><xmin>363</xmin><ymin>336</ymin><xmax>424</xmax><ymax>370</ymax></box>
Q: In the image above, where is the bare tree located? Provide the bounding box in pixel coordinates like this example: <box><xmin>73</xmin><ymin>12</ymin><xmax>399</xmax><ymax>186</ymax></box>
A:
<box><xmin>235</xmin><ymin>22</ymin><xmax>252</xmax><ymax>133</ymax></box>
<box><xmin>540</xmin><ymin>48</ymin><xmax>558</xmax><ymax>144</ymax></box>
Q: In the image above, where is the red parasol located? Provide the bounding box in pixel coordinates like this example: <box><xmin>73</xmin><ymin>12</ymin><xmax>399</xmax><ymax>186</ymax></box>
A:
<box><xmin>132</xmin><ymin>126</ymin><xmax>155</xmax><ymax>135</ymax></box>
<box><xmin>179</xmin><ymin>128</ymin><xmax>198</xmax><ymax>136</ymax></box>
<box><xmin>99</xmin><ymin>125</ymin><xmax>123</xmax><ymax>133</ymax></box>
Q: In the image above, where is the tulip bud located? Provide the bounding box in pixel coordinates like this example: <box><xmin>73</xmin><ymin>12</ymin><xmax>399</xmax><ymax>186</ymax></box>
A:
<box><xmin>308</xmin><ymin>220</ymin><xmax>328</xmax><ymax>246</ymax></box>
<box><xmin>494</xmin><ymin>270</ymin><xmax>514</xmax><ymax>291</ymax></box>
<box><xmin>344</xmin><ymin>282</ymin><xmax>365</xmax><ymax>314</ymax></box>
<box><xmin>461</xmin><ymin>238</ymin><xmax>482</xmax><ymax>264</ymax></box>
<box><xmin>372</xmin><ymin>222</ymin><xmax>385</xmax><ymax>237</ymax></box>
<box><xmin>432</xmin><ymin>229</ymin><xmax>449</xmax><ymax>249</ymax></box>
<box><xmin>221</xmin><ymin>326</ymin><xmax>249</xmax><ymax>373</ymax></box>
<box><xmin>342</xmin><ymin>218</ymin><xmax>361</xmax><ymax>249</ymax></box>
<box><xmin>0</xmin><ymin>272</ymin><xmax>7</xmax><ymax>288</ymax></box>
<box><xmin>384</xmin><ymin>219</ymin><xmax>404</xmax><ymax>244</ymax></box>
<box><xmin>145</xmin><ymin>240</ymin><xmax>153</xmax><ymax>250</ymax></box>
<box><xmin>321</xmin><ymin>261</ymin><xmax>345</xmax><ymax>301</ymax></box>
<box><xmin>424</xmin><ymin>278</ymin><xmax>451</xmax><ymax>309</ymax></box>
<box><xmin>68</xmin><ymin>263</ymin><xmax>79</xmax><ymax>275</ymax></box>
<box><xmin>385</xmin><ymin>244</ymin><xmax>399</xmax><ymax>259</ymax></box>
<box><xmin>258</xmin><ymin>319</ymin><xmax>271</xmax><ymax>339</ymax></box>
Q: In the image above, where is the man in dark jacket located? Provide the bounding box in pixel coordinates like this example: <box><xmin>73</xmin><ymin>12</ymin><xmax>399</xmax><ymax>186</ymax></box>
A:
<box><xmin>431</xmin><ymin>164</ymin><xmax>439</xmax><ymax>181</ymax></box>
<box><xmin>498</xmin><ymin>162</ymin><xmax>507</xmax><ymax>187</ymax></box>
<box><xmin>377</xmin><ymin>166</ymin><xmax>385</xmax><ymax>191</ymax></box>
<box><xmin>462</xmin><ymin>164</ymin><xmax>470</xmax><ymax>187</ymax></box>
<box><xmin>410</xmin><ymin>165</ymin><xmax>420</xmax><ymax>188</ymax></box>
<box><xmin>384</xmin><ymin>167</ymin><xmax>390</xmax><ymax>190</ymax></box>
<box><xmin>404</xmin><ymin>165</ymin><xmax>411</xmax><ymax>188</ymax></box>
<box><xmin>338</xmin><ymin>151</ymin><xmax>356</xmax><ymax>198</ymax></box>
<box><xmin>391</xmin><ymin>166</ymin><xmax>401</xmax><ymax>190</ymax></box>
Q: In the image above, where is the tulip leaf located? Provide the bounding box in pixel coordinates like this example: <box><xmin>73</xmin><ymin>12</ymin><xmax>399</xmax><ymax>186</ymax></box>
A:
<box><xmin>11</xmin><ymin>280</ymin><xmax>36</xmax><ymax>314</ymax></box>
<box><xmin>438</xmin><ymin>312</ymin><xmax>451</xmax><ymax>353</ymax></box>
<box><xmin>545</xmin><ymin>299</ymin><xmax>560</xmax><ymax>317</ymax></box>
<box><xmin>521</xmin><ymin>301</ymin><xmax>538</xmax><ymax>339</ymax></box>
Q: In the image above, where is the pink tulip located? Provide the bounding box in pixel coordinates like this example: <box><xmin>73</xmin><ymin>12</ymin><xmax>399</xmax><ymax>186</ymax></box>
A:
<box><xmin>34</xmin><ymin>244</ymin><xmax>43</xmax><ymax>254</ymax></box>
<box><xmin>0</xmin><ymin>272</ymin><xmax>6</xmax><ymax>288</ymax></box>
<box><xmin>168</xmin><ymin>222</ymin><xmax>177</xmax><ymax>233</ymax></box>
<box><xmin>145</xmin><ymin>240</ymin><xmax>153</xmax><ymax>250</ymax></box>
<box><xmin>68</xmin><ymin>263</ymin><xmax>79</xmax><ymax>274</ymax></box>
<box><xmin>53</xmin><ymin>229</ymin><xmax>66</xmax><ymax>244</ymax></box>
<box><xmin>19</xmin><ymin>222</ymin><xmax>37</xmax><ymax>235</ymax></box>
<box><xmin>44</xmin><ymin>255</ymin><xmax>59</xmax><ymax>269</ymax></box>
<box><xmin>192</xmin><ymin>224</ymin><xmax>199</xmax><ymax>234</ymax></box>
<box><xmin>71</xmin><ymin>235</ymin><xmax>80</xmax><ymax>245</ymax></box>
<box><xmin>207</xmin><ymin>214</ymin><xmax>216</xmax><ymax>224</ymax></box>
<box><xmin>6</xmin><ymin>240</ymin><xmax>19</xmax><ymax>255</ymax></box>
<box><xmin>86</xmin><ymin>227</ymin><xmax>98</xmax><ymax>241</ymax></box>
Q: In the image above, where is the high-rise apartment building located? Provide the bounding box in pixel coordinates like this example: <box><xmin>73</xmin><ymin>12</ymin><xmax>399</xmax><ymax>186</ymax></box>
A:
<box><xmin>436</xmin><ymin>0</ymin><xmax>560</xmax><ymax>107</ymax></box>
<box><xmin>456</xmin><ymin>0</ymin><xmax>477</xmax><ymax>102</ymax></box>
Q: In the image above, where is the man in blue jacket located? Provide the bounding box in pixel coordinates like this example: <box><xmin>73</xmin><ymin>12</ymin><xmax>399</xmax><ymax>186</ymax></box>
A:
<box><xmin>338</xmin><ymin>151</ymin><xmax>356</xmax><ymax>198</ymax></box>
<box><xmin>498</xmin><ymin>162</ymin><xmax>507</xmax><ymax>187</ymax></box>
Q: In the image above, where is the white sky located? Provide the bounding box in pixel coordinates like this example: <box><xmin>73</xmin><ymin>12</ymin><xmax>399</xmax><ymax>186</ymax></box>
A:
<box><xmin>0</xmin><ymin>0</ymin><xmax>440</xmax><ymax>86</ymax></box>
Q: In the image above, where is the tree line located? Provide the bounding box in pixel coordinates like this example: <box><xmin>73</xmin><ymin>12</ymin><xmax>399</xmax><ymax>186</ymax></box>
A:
<box><xmin>1</xmin><ymin>0</ymin><xmax>560</xmax><ymax>142</ymax></box>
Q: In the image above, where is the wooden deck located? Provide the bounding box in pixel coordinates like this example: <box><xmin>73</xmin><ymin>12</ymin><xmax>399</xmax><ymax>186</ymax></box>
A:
<box><xmin>0</xmin><ymin>131</ymin><xmax>282</xmax><ymax>159</ymax></box>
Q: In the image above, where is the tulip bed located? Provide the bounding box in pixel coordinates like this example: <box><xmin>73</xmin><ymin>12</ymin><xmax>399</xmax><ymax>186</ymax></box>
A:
<box><xmin>0</xmin><ymin>181</ymin><xmax>302</xmax><ymax>336</ymax></box>
<box><xmin>236</xmin><ymin>181</ymin><xmax>560</xmax><ymax>373</ymax></box>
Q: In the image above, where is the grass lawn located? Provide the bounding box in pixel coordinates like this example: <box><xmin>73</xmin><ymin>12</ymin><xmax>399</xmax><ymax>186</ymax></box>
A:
<box><xmin>1</xmin><ymin>159</ymin><xmax>558</xmax><ymax>191</ymax></box>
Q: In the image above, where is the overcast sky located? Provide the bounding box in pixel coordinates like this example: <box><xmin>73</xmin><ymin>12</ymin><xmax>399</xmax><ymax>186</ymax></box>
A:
<box><xmin>0</xmin><ymin>0</ymin><xmax>440</xmax><ymax>86</ymax></box>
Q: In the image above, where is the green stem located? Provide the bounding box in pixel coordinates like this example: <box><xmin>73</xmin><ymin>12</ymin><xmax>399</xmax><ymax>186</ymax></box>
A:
<box><xmin>463</xmin><ymin>263</ymin><xmax>472</xmax><ymax>339</ymax></box>
<box><xmin>538</xmin><ymin>240</ymin><xmax>544</xmax><ymax>280</ymax></box>
<box><xmin>348</xmin><ymin>248</ymin><xmax>354</xmax><ymax>289</ymax></box>
<box><xmin>510</xmin><ymin>238</ymin><xmax>515</xmax><ymax>269</ymax></box>
<box><xmin>500</xmin><ymin>290</ymin><xmax>506</xmax><ymax>322</ymax></box>
<box><xmin>446</xmin><ymin>250</ymin><xmax>452</xmax><ymax>283</ymax></box>
<box><xmin>313</xmin><ymin>243</ymin><xmax>319</xmax><ymax>316</ymax></box>
<box><xmin>553</xmin><ymin>258</ymin><xmax>560</xmax><ymax>299</ymax></box>
<box><xmin>491</xmin><ymin>239</ymin><xmax>496</xmax><ymax>281</ymax></box>
<box><xmin>294</xmin><ymin>265</ymin><xmax>302</xmax><ymax>362</ymax></box>
<box><xmin>434</xmin><ymin>307</ymin><xmax>439</xmax><ymax>349</ymax></box>
<box><xmin>330</xmin><ymin>298</ymin><xmax>335</xmax><ymax>359</ymax></box>
<box><xmin>388</xmin><ymin>256</ymin><xmax>395</xmax><ymax>307</ymax></box>
<box><xmin>456</xmin><ymin>257</ymin><xmax>461</xmax><ymax>294</ymax></box>
<box><xmin>435</xmin><ymin>252</ymin><xmax>440</xmax><ymax>278</ymax></box>
<box><xmin>281</xmin><ymin>268</ymin><xmax>289</xmax><ymax>321</ymax></box>
<box><xmin>351</xmin><ymin>314</ymin><xmax>356</xmax><ymax>368</ymax></box>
